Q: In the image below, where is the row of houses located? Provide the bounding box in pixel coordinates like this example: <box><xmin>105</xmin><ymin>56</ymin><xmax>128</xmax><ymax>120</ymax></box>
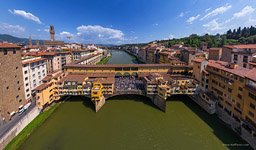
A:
<box><xmin>126</xmin><ymin>43</ymin><xmax>256</xmax><ymax>69</ymax></box>
<box><xmin>0</xmin><ymin>42</ymin><xmax>108</xmax><ymax>120</ymax></box>
<box><xmin>193</xmin><ymin>59</ymin><xmax>256</xmax><ymax>148</ymax></box>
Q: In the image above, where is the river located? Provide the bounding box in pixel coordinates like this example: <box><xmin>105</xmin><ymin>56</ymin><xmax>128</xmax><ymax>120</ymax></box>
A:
<box><xmin>19</xmin><ymin>50</ymin><xmax>250</xmax><ymax>150</ymax></box>
<box><xmin>107</xmin><ymin>50</ymin><xmax>138</xmax><ymax>64</ymax></box>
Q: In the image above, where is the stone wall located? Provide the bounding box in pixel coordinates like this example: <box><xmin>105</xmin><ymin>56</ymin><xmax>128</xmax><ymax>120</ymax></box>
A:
<box><xmin>95</xmin><ymin>98</ymin><xmax>105</xmax><ymax>112</ymax></box>
<box><xmin>0</xmin><ymin>48</ymin><xmax>26</xmax><ymax>120</ymax></box>
<box><xmin>0</xmin><ymin>107</ymin><xmax>40</xmax><ymax>150</ymax></box>
<box><xmin>148</xmin><ymin>95</ymin><xmax>166</xmax><ymax>112</ymax></box>
<box><xmin>216</xmin><ymin>106</ymin><xmax>256</xmax><ymax>149</ymax></box>
<box><xmin>189</xmin><ymin>95</ymin><xmax>216</xmax><ymax>114</ymax></box>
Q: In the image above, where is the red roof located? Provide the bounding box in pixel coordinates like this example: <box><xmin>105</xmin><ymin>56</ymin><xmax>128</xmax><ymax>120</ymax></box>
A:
<box><xmin>207</xmin><ymin>60</ymin><xmax>251</xmax><ymax>78</ymax></box>
<box><xmin>193</xmin><ymin>58</ymin><xmax>206</xmax><ymax>63</ymax></box>
<box><xmin>224</xmin><ymin>44</ymin><xmax>256</xmax><ymax>49</ymax></box>
<box><xmin>34</xmin><ymin>83</ymin><xmax>49</xmax><ymax>91</ymax></box>
<box><xmin>38</xmin><ymin>52</ymin><xmax>56</xmax><ymax>56</ymax></box>
<box><xmin>245</xmin><ymin>68</ymin><xmax>256</xmax><ymax>82</ymax></box>
<box><xmin>0</xmin><ymin>43</ymin><xmax>21</xmax><ymax>48</ymax></box>
<box><xmin>22</xmin><ymin>58</ymin><xmax>47</xmax><ymax>65</ymax></box>
<box><xmin>209</xmin><ymin>48</ymin><xmax>222</xmax><ymax>51</ymax></box>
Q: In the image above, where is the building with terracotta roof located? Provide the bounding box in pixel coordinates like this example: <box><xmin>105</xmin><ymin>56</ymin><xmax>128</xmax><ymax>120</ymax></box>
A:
<box><xmin>221</xmin><ymin>44</ymin><xmax>256</xmax><ymax>69</ymax></box>
<box><xmin>209</xmin><ymin>48</ymin><xmax>222</xmax><ymax>61</ymax></box>
<box><xmin>249</xmin><ymin>54</ymin><xmax>256</xmax><ymax>69</ymax></box>
<box><xmin>22</xmin><ymin>57</ymin><xmax>47</xmax><ymax>100</ymax></box>
<box><xmin>192</xmin><ymin>58</ymin><xmax>208</xmax><ymax>83</ymax></box>
<box><xmin>206</xmin><ymin>60</ymin><xmax>256</xmax><ymax>142</ymax></box>
<box><xmin>0</xmin><ymin>43</ymin><xmax>26</xmax><ymax>120</ymax></box>
<box><xmin>34</xmin><ymin>71</ymin><xmax>65</xmax><ymax>109</ymax></box>
<box><xmin>72</xmin><ymin>49</ymin><xmax>92</xmax><ymax>61</ymax></box>
<box><xmin>138</xmin><ymin>46</ymin><xmax>147</xmax><ymax>63</ymax></box>
<box><xmin>180</xmin><ymin>48</ymin><xmax>196</xmax><ymax>65</ymax></box>
<box><xmin>142</xmin><ymin>73</ymin><xmax>197</xmax><ymax>100</ymax></box>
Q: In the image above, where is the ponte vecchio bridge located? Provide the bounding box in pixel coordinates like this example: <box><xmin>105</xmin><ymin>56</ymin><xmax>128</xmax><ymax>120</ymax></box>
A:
<box><xmin>36</xmin><ymin>63</ymin><xmax>197</xmax><ymax>112</ymax></box>
<box><xmin>58</xmin><ymin>63</ymin><xmax>197</xmax><ymax>112</ymax></box>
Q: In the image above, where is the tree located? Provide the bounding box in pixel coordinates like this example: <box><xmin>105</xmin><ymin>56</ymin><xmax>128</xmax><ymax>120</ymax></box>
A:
<box><xmin>227</xmin><ymin>29</ymin><xmax>232</xmax><ymax>39</ymax></box>
<box><xmin>236</xmin><ymin>27</ymin><xmax>241</xmax><ymax>39</ymax></box>
<box><xmin>221</xmin><ymin>36</ymin><xmax>227</xmax><ymax>46</ymax></box>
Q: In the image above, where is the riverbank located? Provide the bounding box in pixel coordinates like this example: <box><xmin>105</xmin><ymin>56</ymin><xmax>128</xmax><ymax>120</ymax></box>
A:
<box><xmin>124</xmin><ymin>50</ymin><xmax>144</xmax><ymax>64</ymax></box>
<box><xmin>97</xmin><ymin>55</ymin><xmax>112</xmax><ymax>64</ymax></box>
<box><xmin>4</xmin><ymin>103</ymin><xmax>60</xmax><ymax>150</ymax></box>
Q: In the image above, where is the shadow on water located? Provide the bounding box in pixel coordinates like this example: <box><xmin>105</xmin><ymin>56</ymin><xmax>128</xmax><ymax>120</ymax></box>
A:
<box><xmin>65</xmin><ymin>96</ymin><xmax>95</xmax><ymax>112</ymax></box>
<box><xmin>64</xmin><ymin>95</ymin><xmax>162</xmax><ymax>112</ymax></box>
<box><xmin>167</xmin><ymin>95</ymin><xmax>253</xmax><ymax>150</ymax></box>
<box><xmin>106</xmin><ymin>94</ymin><xmax>163</xmax><ymax>111</ymax></box>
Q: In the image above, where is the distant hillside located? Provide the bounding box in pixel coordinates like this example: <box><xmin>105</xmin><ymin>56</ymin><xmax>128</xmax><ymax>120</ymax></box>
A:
<box><xmin>156</xmin><ymin>25</ymin><xmax>256</xmax><ymax>48</ymax></box>
<box><xmin>0</xmin><ymin>34</ymin><xmax>44</xmax><ymax>45</ymax></box>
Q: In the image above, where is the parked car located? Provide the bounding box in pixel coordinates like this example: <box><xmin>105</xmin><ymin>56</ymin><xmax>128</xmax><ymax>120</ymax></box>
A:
<box><xmin>23</xmin><ymin>102</ymin><xmax>32</xmax><ymax>110</ymax></box>
<box><xmin>18</xmin><ymin>108</ymin><xmax>25</xmax><ymax>115</ymax></box>
<box><xmin>9</xmin><ymin>111</ymin><xmax>16</xmax><ymax>120</ymax></box>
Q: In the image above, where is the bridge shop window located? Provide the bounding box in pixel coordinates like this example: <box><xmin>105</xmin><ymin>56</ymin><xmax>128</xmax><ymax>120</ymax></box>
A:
<box><xmin>123</xmin><ymin>67</ymin><xmax>130</xmax><ymax>71</ymax></box>
<box><xmin>115</xmin><ymin>68</ymin><xmax>122</xmax><ymax>71</ymax></box>
<box><xmin>131</xmin><ymin>67</ymin><xmax>138</xmax><ymax>71</ymax></box>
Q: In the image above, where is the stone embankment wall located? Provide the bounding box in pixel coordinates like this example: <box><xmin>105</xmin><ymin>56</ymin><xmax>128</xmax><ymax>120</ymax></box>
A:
<box><xmin>216</xmin><ymin>107</ymin><xmax>256</xmax><ymax>149</ymax></box>
<box><xmin>189</xmin><ymin>95</ymin><xmax>215</xmax><ymax>114</ymax></box>
<box><xmin>0</xmin><ymin>107</ymin><xmax>40</xmax><ymax>150</ymax></box>
<box><xmin>190</xmin><ymin>94</ymin><xmax>256</xmax><ymax>149</ymax></box>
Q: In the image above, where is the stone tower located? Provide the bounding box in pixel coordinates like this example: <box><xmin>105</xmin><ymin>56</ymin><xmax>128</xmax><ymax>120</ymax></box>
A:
<box><xmin>49</xmin><ymin>25</ymin><xmax>55</xmax><ymax>41</ymax></box>
<box><xmin>29</xmin><ymin>36</ymin><xmax>32</xmax><ymax>47</ymax></box>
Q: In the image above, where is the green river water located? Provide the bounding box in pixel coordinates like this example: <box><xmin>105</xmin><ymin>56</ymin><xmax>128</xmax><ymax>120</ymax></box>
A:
<box><xmin>19</xmin><ymin>50</ymin><xmax>250</xmax><ymax>150</ymax></box>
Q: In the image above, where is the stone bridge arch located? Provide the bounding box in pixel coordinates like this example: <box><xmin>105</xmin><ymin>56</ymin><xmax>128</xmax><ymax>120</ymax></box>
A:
<box><xmin>131</xmin><ymin>72</ymin><xmax>138</xmax><ymax>77</ymax></box>
<box><xmin>123</xmin><ymin>72</ymin><xmax>130</xmax><ymax>77</ymax></box>
<box><xmin>115</xmin><ymin>72</ymin><xmax>122</xmax><ymax>77</ymax></box>
<box><xmin>104</xmin><ymin>91</ymin><xmax>166</xmax><ymax>112</ymax></box>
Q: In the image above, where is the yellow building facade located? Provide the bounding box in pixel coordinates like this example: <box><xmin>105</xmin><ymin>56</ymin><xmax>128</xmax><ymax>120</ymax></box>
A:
<box><xmin>206</xmin><ymin>61</ymin><xmax>256</xmax><ymax>135</ymax></box>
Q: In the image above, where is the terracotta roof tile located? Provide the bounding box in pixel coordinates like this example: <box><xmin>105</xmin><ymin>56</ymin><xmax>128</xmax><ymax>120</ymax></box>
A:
<box><xmin>208</xmin><ymin>60</ymin><xmax>251</xmax><ymax>78</ymax></box>
<box><xmin>193</xmin><ymin>58</ymin><xmax>206</xmax><ymax>63</ymax></box>
<box><xmin>224</xmin><ymin>44</ymin><xmax>256</xmax><ymax>49</ymax></box>
<box><xmin>0</xmin><ymin>43</ymin><xmax>21</xmax><ymax>48</ymax></box>
<box><xmin>245</xmin><ymin>68</ymin><xmax>256</xmax><ymax>82</ymax></box>
<box><xmin>34</xmin><ymin>83</ymin><xmax>49</xmax><ymax>91</ymax></box>
<box><xmin>22</xmin><ymin>58</ymin><xmax>47</xmax><ymax>65</ymax></box>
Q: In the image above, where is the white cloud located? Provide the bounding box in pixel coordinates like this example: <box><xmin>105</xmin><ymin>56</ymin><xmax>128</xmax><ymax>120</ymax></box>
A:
<box><xmin>44</xmin><ymin>28</ymin><xmax>49</xmax><ymax>32</ymax></box>
<box><xmin>0</xmin><ymin>23</ymin><xmax>25</xmax><ymax>33</ymax></box>
<box><xmin>169</xmin><ymin>34</ymin><xmax>174</xmax><ymax>39</ymax></box>
<box><xmin>153</xmin><ymin>23</ymin><xmax>159</xmax><ymax>26</ymax></box>
<box><xmin>201</xmin><ymin>4</ymin><xmax>232</xmax><ymax>20</ymax></box>
<box><xmin>233</xmin><ymin>6</ymin><xmax>255</xmax><ymax>18</ymax></box>
<box><xmin>186</xmin><ymin>14</ymin><xmax>200</xmax><ymax>24</ymax></box>
<box><xmin>9</xmin><ymin>9</ymin><xmax>42</xmax><ymax>24</ymax></box>
<box><xmin>164</xmin><ymin>34</ymin><xmax>175</xmax><ymax>40</ymax></box>
<box><xmin>203</xmin><ymin>19</ymin><xmax>223</xmax><ymax>31</ymax></box>
<box><xmin>205</xmin><ymin>8</ymin><xmax>211</xmax><ymax>12</ymax></box>
<box><xmin>60</xmin><ymin>31</ymin><xmax>74</xmax><ymax>38</ymax></box>
<box><xmin>77</xmin><ymin>25</ymin><xmax>124</xmax><ymax>39</ymax></box>
<box><xmin>179</xmin><ymin>12</ymin><xmax>184</xmax><ymax>17</ymax></box>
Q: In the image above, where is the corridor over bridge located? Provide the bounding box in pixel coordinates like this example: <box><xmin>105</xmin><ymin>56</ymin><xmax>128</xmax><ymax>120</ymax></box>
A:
<box><xmin>64</xmin><ymin>63</ymin><xmax>193</xmax><ymax>76</ymax></box>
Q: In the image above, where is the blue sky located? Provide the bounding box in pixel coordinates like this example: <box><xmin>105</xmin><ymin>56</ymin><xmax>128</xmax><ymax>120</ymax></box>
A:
<box><xmin>0</xmin><ymin>0</ymin><xmax>256</xmax><ymax>44</ymax></box>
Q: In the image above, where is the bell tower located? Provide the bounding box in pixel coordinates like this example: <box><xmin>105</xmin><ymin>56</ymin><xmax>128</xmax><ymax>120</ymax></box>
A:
<box><xmin>49</xmin><ymin>25</ymin><xmax>55</xmax><ymax>41</ymax></box>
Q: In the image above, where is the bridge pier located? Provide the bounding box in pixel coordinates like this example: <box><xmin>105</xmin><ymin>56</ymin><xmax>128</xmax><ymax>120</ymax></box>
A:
<box><xmin>94</xmin><ymin>97</ymin><xmax>106</xmax><ymax>112</ymax></box>
<box><xmin>148</xmin><ymin>95</ymin><xmax>166</xmax><ymax>112</ymax></box>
